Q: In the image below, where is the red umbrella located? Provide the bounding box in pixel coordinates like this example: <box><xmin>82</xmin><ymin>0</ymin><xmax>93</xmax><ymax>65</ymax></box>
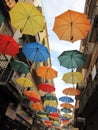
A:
<box><xmin>0</xmin><ymin>34</ymin><xmax>19</xmax><ymax>56</ymax></box>
<box><xmin>38</xmin><ymin>83</ymin><xmax>55</xmax><ymax>93</ymax></box>
<box><xmin>49</xmin><ymin>112</ymin><xmax>59</xmax><ymax>119</ymax></box>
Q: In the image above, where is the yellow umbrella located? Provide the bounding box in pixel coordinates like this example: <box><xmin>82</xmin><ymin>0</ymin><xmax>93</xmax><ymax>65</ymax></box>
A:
<box><xmin>9</xmin><ymin>2</ymin><xmax>45</xmax><ymax>35</ymax></box>
<box><xmin>44</xmin><ymin>100</ymin><xmax>58</xmax><ymax>107</ymax></box>
<box><xmin>62</xmin><ymin>72</ymin><xmax>83</xmax><ymax>84</ymax></box>
<box><xmin>63</xmin><ymin>113</ymin><xmax>72</xmax><ymax>119</ymax></box>
<box><xmin>16</xmin><ymin>77</ymin><xmax>33</xmax><ymax>87</ymax></box>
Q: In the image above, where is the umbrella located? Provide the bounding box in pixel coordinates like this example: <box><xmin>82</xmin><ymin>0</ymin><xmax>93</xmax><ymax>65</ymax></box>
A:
<box><xmin>10</xmin><ymin>60</ymin><xmax>30</xmax><ymax>74</ymax></box>
<box><xmin>44</xmin><ymin>120</ymin><xmax>52</xmax><ymax>125</ymax></box>
<box><xmin>62</xmin><ymin>72</ymin><xmax>84</xmax><ymax>84</ymax></box>
<box><xmin>61</xmin><ymin>108</ymin><xmax>72</xmax><ymax>113</ymax></box>
<box><xmin>44</xmin><ymin>100</ymin><xmax>58</xmax><ymax>107</ymax></box>
<box><xmin>49</xmin><ymin>112</ymin><xmax>59</xmax><ymax>119</ymax></box>
<box><xmin>59</xmin><ymin>96</ymin><xmax>74</xmax><ymax>103</ymax></box>
<box><xmin>38</xmin><ymin>83</ymin><xmax>55</xmax><ymax>93</ymax></box>
<box><xmin>44</xmin><ymin>94</ymin><xmax>57</xmax><ymax>101</ymax></box>
<box><xmin>63</xmin><ymin>114</ymin><xmax>72</xmax><ymax>119</ymax></box>
<box><xmin>36</xmin><ymin>66</ymin><xmax>58</xmax><ymax>79</ymax></box>
<box><xmin>53</xmin><ymin>9</ymin><xmax>91</xmax><ymax>43</ymax></box>
<box><xmin>63</xmin><ymin>87</ymin><xmax>80</xmax><ymax>96</ymax></box>
<box><xmin>22</xmin><ymin>42</ymin><xmax>50</xmax><ymax>62</ymax></box>
<box><xmin>24</xmin><ymin>90</ymin><xmax>41</xmax><ymax>102</ymax></box>
<box><xmin>9</xmin><ymin>2</ymin><xmax>45</xmax><ymax>35</ymax></box>
<box><xmin>16</xmin><ymin>77</ymin><xmax>33</xmax><ymax>87</ymax></box>
<box><xmin>37</xmin><ymin>111</ymin><xmax>47</xmax><ymax>118</ymax></box>
<box><xmin>60</xmin><ymin>102</ymin><xmax>74</xmax><ymax>109</ymax></box>
<box><xmin>0</xmin><ymin>34</ymin><xmax>19</xmax><ymax>56</ymax></box>
<box><xmin>31</xmin><ymin>102</ymin><xmax>43</xmax><ymax>111</ymax></box>
<box><xmin>60</xmin><ymin>115</ymin><xmax>69</xmax><ymax>120</ymax></box>
<box><xmin>58</xmin><ymin>50</ymin><xmax>86</xmax><ymax>69</ymax></box>
<box><xmin>46</xmin><ymin>106</ymin><xmax>57</xmax><ymax>113</ymax></box>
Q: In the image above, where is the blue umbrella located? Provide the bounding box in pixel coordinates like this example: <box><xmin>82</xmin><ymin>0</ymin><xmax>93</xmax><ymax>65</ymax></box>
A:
<box><xmin>59</xmin><ymin>96</ymin><xmax>74</xmax><ymax>103</ymax></box>
<box><xmin>22</xmin><ymin>42</ymin><xmax>50</xmax><ymax>62</ymax></box>
<box><xmin>60</xmin><ymin>115</ymin><xmax>69</xmax><ymax>120</ymax></box>
<box><xmin>61</xmin><ymin>108</ymin><xmax>72</xmax><ymax>113</ymax></box>
<box><xmin>46</xmin><ymin>106</ymin><xmax>57</xmax><ymax>113</ymax></box>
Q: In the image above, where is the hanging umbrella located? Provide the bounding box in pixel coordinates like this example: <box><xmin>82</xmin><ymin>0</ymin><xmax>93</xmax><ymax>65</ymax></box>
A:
<box><xmin>44</xmin><ymin>94</ymin><xmax>57</xmax><ymax>101</ymax></box>
<box><xmin>63</xmin><ymin>87</ymin><xmax>80</xmax><ymax>96</ymax></box>
<box><xmin>38</xmin><ymin>83</ymin><xmax>55</xmax><ymax>93</ymax></box>
<box><xmin>63</xmin><ymin>113</ymin><xmax>72</xmax><ymax>119</ymax></box>
<box><xmin>60</xmin><ymin>115</ymin><xmax>69</xmax><ymax>120</ymax></box>
<box><xmin>44</xmin><ymin>120</ymin><xmax>52</xmax><ymax>126</ymax></box>
<box><xmin>0</xmin><ymin>34</ymin><xmax>19</xmax><ymax>56</ymax></box>
<box><xmin>59</xmin><ymin>96</ymin><xmax>74</xmax><ymax>103</ymax></box>
<box><xmin>49</xmin><ymin>112</ymin><xmax>59</xmax><ymax>119</ymax></box>
<box><xmin>44</xmin><ymin>100</ymin><xmax>58</xmax><ymax>107</ymax></box>
<box><xmin>53</xmin><ymin>9</ymin><xmax>91</xmax><ymax>43</ymax></box>
<box><xmin>60</xmin><ymin>102</ymin><xmax>74</xmax><ymax>109</ymax></box>
<box><xmin>22</xmin><ymin>42</ymin><xmax>50</xmax><ymax>62</ymax></box>
<box><xmin>36</xmin><ymin>66</ymin><xmax>58</xmax><ymax>79</ymax></box>
<box><xmin>24</xmin><ymin>90</ymin><xmax>41</xmax><ymax>102</ymax></box>
<box><xmin>16</xmin><ymin>77</ymin><xmax>33</xmax><ymax>87</ymax></box>
<box><xmin>10</xmin><ymin>60</ymin><xmax>30</xmax><ymax>74</ymax></box>
<box><xmin>61</xmin><ymin>108</ymin><xmax>72</xmax><ymax>113</ymax></box>
<box><xmin>46</xmin><ymin>106</ymin><xmax>57</xmax><ymax>113</ymax></box>
<box><xmin>31</xmin><ymin>102</ymin><xmax>43</xmax><ymax>111</ymax></box>
<box><xmin>62</xmin><ymin>72</ymin><xmax>83</xmax><ymax>84</ymax></box>
<box><xmin>37</xmin><ymin>111</ymin><xmax>47</xmax><ymax>118</ymax></box>
<box><xmin>9</xmin><ymin>2</ymin><xmax>45</xmax><ymax>35</ymax></box>
<box><xmin>58</xmin><ymin>50</ymin><xmax>86</xmax><ymax>69</ymax></box>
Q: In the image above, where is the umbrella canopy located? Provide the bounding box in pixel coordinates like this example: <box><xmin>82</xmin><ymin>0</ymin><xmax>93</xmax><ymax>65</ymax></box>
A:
<box><xmin>0</xmin><ymin>34</ymin><xmax>19</xmax><ymax>56</ymax></box>
<box><xmin>38</xmin><ymin>83</ymin><xmax>55</xmax><ymax>93</ymax></box>
<box><xmin>63</xmin><ymin>87</ymin><xmax>80</xmax><ymax>96</ymax></box>
<box><xmin>53</xmin><ymin>9</ymin><xmax>91</xmax><ymax>42</ymax></box>
<box><xmin>37</xmin><ymin>111</ymin><xmax>47</xmax><ymax>118</ymax></box>
<box><xmin>58</xmin><ymin>50</ymin><xmax>86</xmax><ymax>69</ymax></box>
<box><xmin>49</xmin><ymin>112</ymin><xmax>59</xmax><ymax>119</ymax></box>
<box><xmin>44</xmin><ymin>94</ymin><xmax>57</xmax><ymax>101</ymax></box>
<box><xmin>31</xmin><ymin>102</ymin><xmax>43</xmax><ymax>111</ymax></box>
<box><xmin>36</xmin><ymin>66</ymin><xmax>58</xmax><ymax>79</ymax></box>
<box><xmin>24</xmin><ymin>90</ymin><xmax>41</xmax><ymax>102</ymax></box>
<box><xmin>59</xmin><ymin>96</ymin><xmax>74</xmax><ymax>103</ymax></box>
<box><xmin>16</xmin><ymin>77</ymin><xmax>33</xmax><ymax>87</ymax></box>
<box><xmin>44</xmin><ymin>100</ymin><xmax>58</xmax><ymax>107</ymax></box>
<box><xmin>62</xmin><ymin>72</ymin><xmax>84</xmax><ymax>84</ymax></box>
<box><xmin>22</xmin><ymin>42</ymin><xmax>50</xmax><ymax>62</ymax></box>
<box><xmin>61</xmin><ymin>108</ymin><xmax>72</xmax><ymax>113</ymax></box>
<box><xmin>63</xmin><ymin>114</ymin><xmax>72</xmax><ymax>119</ymax></box>
<box><xmin>10</xmin><ymin>60</ymin><xmax>30</xmax><ymax>74</ymax></box>
<box><xmin>60</xmin><ymin>102</ymin><xmax>74</xmax><ymax>109</ymax></box>
<box><xmin>9</xmin><ymin>2</ymin><xmax>45</xmax><ymax>35</ymax></box>
<box><xmin>46</xmin><ymin>106</ymin><xmax>57</xmax><ymax>113</ymax></box>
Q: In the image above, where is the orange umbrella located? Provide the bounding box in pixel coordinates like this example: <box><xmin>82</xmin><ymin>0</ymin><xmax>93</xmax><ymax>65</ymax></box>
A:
<box><xmin>31</xmin><ymin>102</ymin><xmax>43</xmax><ymax>111</ymax></box>
<box><xmin>53</xmin><ymin>9</ymin><xmax>91</xmax><ymax>43</ymax></box>
<box><xmin>60</xmin><ymin>103</ymin><xmax>74</xmax><ymax>109</ymax></box>
<box><xmin>24</xmin><ymin>90</ymin><xmax>41</xmax><ymax>102</ymax></box>
<box><xmin>36</xmin><ymin>66</ymin><xmax>58</xmax><ymax>79</ymax></box>
<box><xmin>63</xmin><ymin>87</ymin><xmax>80</xmax><ymax>96</ymax></box>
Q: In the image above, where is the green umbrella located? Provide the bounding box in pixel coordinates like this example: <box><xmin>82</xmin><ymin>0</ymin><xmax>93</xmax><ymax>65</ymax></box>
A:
<box><xmin>10</xmin><ymin>60</ymin><xmax>30</xmax><ymax>74</ymax></box>
<box><xmin>58</xmin><ymin>50</ymin><xmax>86</xmax><ymax>69</ymax></box>
<box><xmin>61</xmin><ymin>108</ymin><xmax>72</xmax><ymax>113</ymax></box>
<box><xmin>44</xmin><ymin>94</ymin><xmax>57</xmax><ymax>101</ymax></box>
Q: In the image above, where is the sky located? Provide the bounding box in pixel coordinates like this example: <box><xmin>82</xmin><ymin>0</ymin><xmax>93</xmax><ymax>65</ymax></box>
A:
<box><xmin>41</xmin><ymin>0</ymin><xmax>86</xmax><ymax>109</ymax></box>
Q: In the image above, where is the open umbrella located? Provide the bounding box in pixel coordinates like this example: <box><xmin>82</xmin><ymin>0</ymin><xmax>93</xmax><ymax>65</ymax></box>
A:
<box><xmin>37</xmin><ymin>111</ymin><xmax>47</xmax><ymax>118</ymax></box>
<box><xmin>63</xmin><ymin>113</ymin><xmax>72</xmax><ymax>119</ymax></box>
<box><xmin>9</xmin><ymin>2</ymin><xmax>45</xmax><ymax>35</ymax></box>
<box><xmin>31</xmin><ymin>102</ymin><xmax>43</xmax><ymax>111</ymax></box>
<box><xmin>36</xmin><ymin>66</ymin><xmax>58</xmax><ymax>79</ymax></box>
<box><xmin>24</xmin><ymin>90</ymin><xmax>41</xmax><ymax>102</ymax></box>
<box><xmin>22</xmin><ymin>42</ymin><xmax>50</xmax><ymax>62</ymax></box>
<box><xmin>49</xmin><ymin>112</ymin><xmax>59</xmax><ymax>119</ymax></box>
<box><xmin>38</xmin><ymin>83</ymin><xmax>55</xmax><ymax>93</ymax></box>
<box><xmin>16</xmin><ymin>77</ymin><xmax>33</xmax><ymax>87</ymax></box>
<box><xmin>53</xmin><ymin>9</ymin><xmax>91</xmax><ymax>42</ymax></box>
<box><xmin>63</xmin><ymin>87</ymin><xmax>80</xmax><ymax>96</ymax></box>
<box><xmin>44</xmin><ymin>100</ymin><xmax>58</xmax><ymax>107</ymax></box>
<box><xmin>59</xmin><ymin>96</ymin><xmax>74</xmax><ymax>103</ymax></box>
<box><xmin>0</xmin><ymin>34</ymin><xmax>19</xmax><ymax>56</ymax></box>
<box><xmin>46</xmin><ymin>106</ymin><xmax>57</xmax><ymax>113</ymax></box>
<box><xmin>44</xmin><ymin>94</ymin><xmax>57</xmax><ymax>101</ymax></box>
<box><xmin>61</xmin><ymin>108</ymin><xmax>72</xmax><ymax>113</ymax></box>
<box><xmin>10</xmin><ymin>60</ymin><xmax>30</xmax><ymax>74</ymax></box>
<box><xmin>60</xmin><ymin>102</ymin><xmax>74</xmax><ymax>109</ymax></box>
<box><xmin>58</xmin><ymin>50</ymin><xmax>86</xmax><ymax>69</ymax></box>
<box><xmin>62</xmin><ymin>72</ymin><xmax>84</xmax><ymax>84</ymax></box>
